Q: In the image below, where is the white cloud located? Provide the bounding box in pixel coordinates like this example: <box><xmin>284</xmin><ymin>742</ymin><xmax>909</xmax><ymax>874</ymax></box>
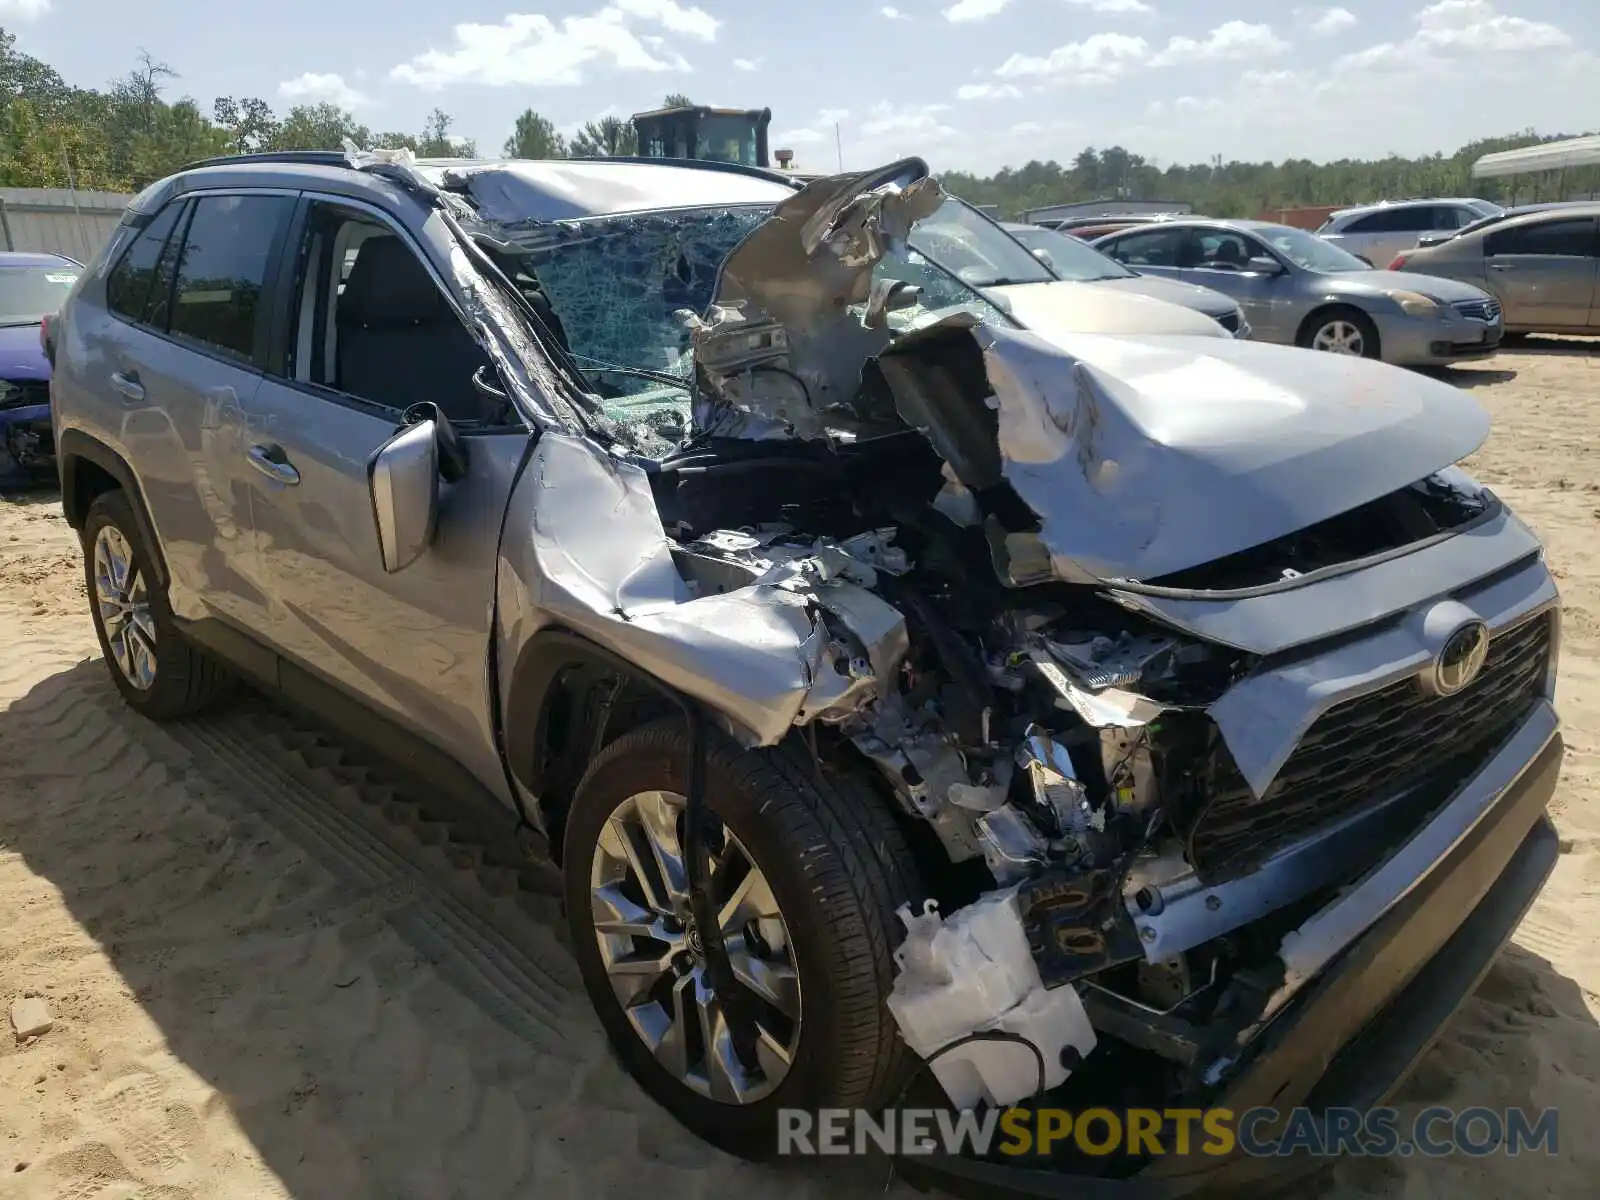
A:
<box><xmin>1413</xmin><ymin>0</ymin><xmax>1568</xmax><ymax>52</ymax></box>
<box><xmin>1063</xmin><ymin>0</ymin><xmax>1152</xmax><ymax>14</ymax></box>
<box><xmin>0</xmin><ymin>0</ymin><xmax>52</xmax><ymax>19</ymax></box>
<box><xmin>818</xmin><ymin>106</ymin><xmax>851</xmax><ymax>123</ymax></box>
<box><xmin>611</xmin><ymin>0</ymin><xmax>719</xmax><ymax>41</ymax></box>
<box><xmin>1335</xmin><ymin>1</ymin><xmax>1569</xmax><ymax>74</ymax></box>
<box><xmin>879</xmin><ymin>5</ymin><xmax>909</xmax><ymax>18</ymax></box>
<box><xmin>1148</xmin><ymin>20</ymin><xmax>1288</xmax><ymax>67</ymax></box>
<box><xmin>957</xmin><ymin>82</ymin><xmax>1023</xmax><ymax>100</ymax></box>
<box><xmin>1307</xmin><ymin>6</ymin><xmax>1356</xmax><ymax>36</ymax></box>
<box><xmin>733</xmin><ymin>56</ymin><xmax>762</xmax><ymax>71</ymax></box>
<box><xmin>859</xmin><ymin>101</ymin><xmax>956</xmax><ymax>138</ymax></box>
<box><xmin>775</xmin><ymin>127</ymin><xmax>827</xmax><ymax>145</ymax></box>
<box><xmin>278</xmin><ymin>72</ymin><xmax>370</xmax><ymax>108</ymax></box>
<box><xmin>996</xmin><ymin>32</ymin><xmax>1150</xmax><ymax>83</ymax></box>
<box><xmin>944</xmin><ymin>0</ymin><xmax>1009</xmax><ymax>23</ymax></box>
<box><xmin>391</xmin><ymin>3</ymin><xmax>718</xmax><ymax>88</ymax></box>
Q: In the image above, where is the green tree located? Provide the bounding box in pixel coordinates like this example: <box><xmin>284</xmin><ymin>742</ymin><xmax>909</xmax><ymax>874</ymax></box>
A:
<box><xmin>569</xmin><ymin>115</ymin><xmax>635</xmax><ymax>158</ymax></box>
<box><xmin>272</xmin><ymin>103</ymin><xmax>372</xmax><ymax>152</ymax></box>
<box><xmin>212</xmin><ymin>96</ymin><xmax>279</xmax><ymax>154</ymax></box>
<box><xmin>502</xmin><ymin>108</ymin><xmax>566</xmax><ymax>158</ymax></box>
<box><xmin>416</xmin><ymin>107</ymin><xmax>475</xmax><ymax>157</ymax></box>
<box><xmin>662</xmin><ymin>92</ymin><xmax>693</xmax><ymax>109</ymax></box>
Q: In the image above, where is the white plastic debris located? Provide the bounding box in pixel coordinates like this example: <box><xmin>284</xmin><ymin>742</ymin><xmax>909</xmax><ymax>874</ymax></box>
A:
<box><xmin>887</xmin><ymin>891</ymin><xmax>1096</xmax><ymax>1110</ymax></box>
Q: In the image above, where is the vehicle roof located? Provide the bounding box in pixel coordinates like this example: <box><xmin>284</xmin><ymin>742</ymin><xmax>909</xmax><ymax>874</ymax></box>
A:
<box><xmin>0</xmin><ymin>251</ymin><xmax>79</xmax><ymax>268</ymax></box>
<box><xmin>1463</xmin><ymin>201</ymin><xmax>1600</xmax><ymax>231</ymax></box>
<box><xmin>1327</xmin><ymin>197</ymin><xmax>1494</xmax><ymax>220</ymax></box>
<box><xmin>409</xmin><ymin>156</ymin><xmax>800</xmax><ymax>220</ymax></box>
<box><xmin>1095</xmin><ymin>217</ymin><xmax>1282</xmax><ymax>234</ymax></box>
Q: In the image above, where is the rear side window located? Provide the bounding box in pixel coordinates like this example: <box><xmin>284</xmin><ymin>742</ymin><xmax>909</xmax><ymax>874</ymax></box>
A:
<box><xmin>1344</xmin><ymin>208</ymin><xmax>1428</xmax><ymax>234</ymax></box>
<box><xmin>167</xmin><ymin>194</ymin><xmax>295</xmax><ymax>363</ymax></box>
<box><xmin>106</xmin><ymin>202</ymin><xmax>186</xmax><ymax>323</ymax></box>
<box><xmin>1102</xmin><ymin>228</ymin><xmax>1185</xmax><ymax>266</ymax></box>
<box><xmin>1486</xmin><ymin>218</ymin><xmax>1595</xmax><ymax>258</ymax></box>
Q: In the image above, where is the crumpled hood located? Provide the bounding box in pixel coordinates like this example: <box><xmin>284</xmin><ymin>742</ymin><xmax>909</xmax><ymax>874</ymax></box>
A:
<box><xmin>0</xmin><ymin>323</ymin><xmax>49</xmax><ymax>383</ymax></box>
<box><xmin>985</xmin><ymin>280</ymin><xmax>1229</xmax><ymax>340</ymax></box>
<box><xmin>878</xmin><ymin>316</ymin><xmax>1491</xmax><ymax>584</ymax></box>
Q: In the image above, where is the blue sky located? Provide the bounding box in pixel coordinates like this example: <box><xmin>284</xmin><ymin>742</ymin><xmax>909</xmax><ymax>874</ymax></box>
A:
<box><xmin>4</xmin><ymin>0</ymin><xmax>1595</xmax><ymax>173</ymax></box>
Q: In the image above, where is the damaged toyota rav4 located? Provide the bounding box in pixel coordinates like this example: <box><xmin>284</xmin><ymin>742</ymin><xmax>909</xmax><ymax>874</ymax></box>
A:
<box><xmin>50</xmin><ymin>150</ymin><xmax>1563</xmax><ymax>1195</ymax></box>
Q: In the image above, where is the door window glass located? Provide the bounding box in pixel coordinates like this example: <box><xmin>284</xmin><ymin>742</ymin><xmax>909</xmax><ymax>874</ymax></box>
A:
<box><xmin>1486</xmin><ymin>218</ymin><xmax>1595</xmax><ymax>257</ymax></box>
<box><xmin>106</xmin><ymin>201</ymin><xmax>186</xmax><ymax>324</ymax></box>
<box><xmin>168</xmin><ymin>194</ymin><xmax>294</xmax><ymax>362</ymax></box>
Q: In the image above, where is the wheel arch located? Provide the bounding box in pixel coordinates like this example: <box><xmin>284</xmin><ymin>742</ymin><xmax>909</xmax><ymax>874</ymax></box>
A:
<box><xmin>57</xmin><ymin>429</ymin><xmax>170</xmax><ymax>588</ymax></box>
<box><xmin>504</xmin><ymin>628</ymin><xmax>694</xmax><ymax>860</ymax></box>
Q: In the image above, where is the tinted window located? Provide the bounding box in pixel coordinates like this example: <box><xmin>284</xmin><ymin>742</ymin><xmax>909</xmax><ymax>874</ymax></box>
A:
<box><xmin>1486</xmin><ymin>218</ymin><xmax>1595</xmax><ymax>258</ymax></box>
<box><xmin>1102</xmin><ymin>228</ymin><xmax>1186</xmax><ymax>266</ymax></box>
<box><xmin>106</xmin><ymin>202</ymin><xmax>185</xmax><ymax>323</ymax></box>
<box><xmin>1344</xmin><ymin>207</ymin><xmax>1430</xmax><ymax>234</ymax></box>
<box><xmin>168</xmin><ymin>194</ymin><xmax>293</xmax><ymax>362</ymax></box>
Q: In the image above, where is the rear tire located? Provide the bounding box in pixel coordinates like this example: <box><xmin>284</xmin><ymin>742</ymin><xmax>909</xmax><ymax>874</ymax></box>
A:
<box><xmin>82</xmin><ymin>489</ymin><xmax>233</xmax><ymax>720</ymax></box>
<box><xmin>562</xmin><ymin>720</ymin><xmax>921</xmax><ymax>1158</ymax></box>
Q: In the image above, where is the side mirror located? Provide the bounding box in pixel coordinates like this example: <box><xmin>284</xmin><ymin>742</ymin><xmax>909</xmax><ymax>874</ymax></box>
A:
<box><xmin>1030</xmin><ymin>247</ymin><xmax>1056</xmax><ymax>272</ymax></box>
<box><xmin>1247</xmin><ymin>255</ymin><xmax>1285</xmax><ymax>275</ymax></box>
<box><xmin>367</xmin><ymin>404</ymin><xmax>468</xmax><ymax>574</ymax></box>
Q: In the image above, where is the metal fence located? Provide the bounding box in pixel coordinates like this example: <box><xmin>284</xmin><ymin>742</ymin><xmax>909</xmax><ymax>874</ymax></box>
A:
<box><xmin>0</xmin><ymin>187</ymin><xmax>134</xmax><ymax>264</ymax></box>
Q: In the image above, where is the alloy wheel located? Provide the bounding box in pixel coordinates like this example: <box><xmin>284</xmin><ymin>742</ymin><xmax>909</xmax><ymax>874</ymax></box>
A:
<box><xmin>589</xmin><ymin>789</ymin><xmax>803</xmax><ymax>1104</ymax></box>
<box><xmin>1311</xmin><ymin>320</ymin><xmax>1366</xmax><ymax>355</ymax></box>
<box><xmin>92</xmin><ymin>525</ymin><xmax>157</xmax><ymax>690</ymax></box>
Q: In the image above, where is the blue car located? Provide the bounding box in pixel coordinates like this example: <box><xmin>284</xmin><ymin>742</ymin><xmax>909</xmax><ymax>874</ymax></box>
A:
<box><xmin>1</xmin><ymin>250</ymin><xmax>83</xmax><ymax>483</ymax></box>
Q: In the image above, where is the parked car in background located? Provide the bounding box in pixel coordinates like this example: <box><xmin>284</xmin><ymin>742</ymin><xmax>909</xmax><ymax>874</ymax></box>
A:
<box><xmin>1092</xmin><ymin>218</ymin><xmax>1504</xmax><ymax>365</ymax></box>
<box><xmin>1316</xmin><ymin>198</ymin><xmax>1503</xmax><ymax>267</ymax></box>
<box><xmin>1040</xmin><ymin>213</ymin><xmax>1183</xmax><ymax>240</ymax></box>
<box><xmin>0</xmin><ymin>250</ymin><xmax>81</xmax><ymax>482</ymax></box>
<box><xmin>1000</xmin><ymin>221</ymin><xmax>1249</xmax><ymax>335</ymax></box>
<box><xmin>1411</xmin><ymin>201</ymin><xmax>1598</xmax><ymax>249</ymax></box>
<box><xmin>1387</xmin><ymin>205</ymin><xmax>1600</xmax><ymax>335</ymax></box>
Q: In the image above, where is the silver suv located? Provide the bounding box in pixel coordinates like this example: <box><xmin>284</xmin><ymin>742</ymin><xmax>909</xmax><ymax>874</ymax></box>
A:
<box><xmin>49</xmin><ymin>150</ymin><xmax>1564</xmax><ymax>1192</ymax></box>
<box><xmin>1318</xmin><ymin>197</ymin><xmax>1503</xmax><ymax>267</ymax></box>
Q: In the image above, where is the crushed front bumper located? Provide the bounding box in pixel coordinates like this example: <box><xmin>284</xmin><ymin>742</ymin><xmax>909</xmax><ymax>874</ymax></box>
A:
<box><xmin>898</xmin><ymin>705</ymin><xmax>1564</xmax><ymax>1198</ymax></box>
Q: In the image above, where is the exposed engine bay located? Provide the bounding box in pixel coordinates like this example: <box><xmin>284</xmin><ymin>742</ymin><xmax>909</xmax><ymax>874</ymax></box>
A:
<box><xmin>516</xmin><ymin>156</ymin><xmax>1542</xmax><ymax>1123</ymax></box>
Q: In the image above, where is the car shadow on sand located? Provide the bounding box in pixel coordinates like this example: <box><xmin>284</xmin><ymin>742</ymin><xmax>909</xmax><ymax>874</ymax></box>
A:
<box><xmin>0</xmin><ymin>660</ymin><xmax>910</xmax><ymax>1200</ymax></box>
<box><xmin>1</xmin><ymin>660</ymin><xmax>1595</xmax><ymax>1199</ymax></box>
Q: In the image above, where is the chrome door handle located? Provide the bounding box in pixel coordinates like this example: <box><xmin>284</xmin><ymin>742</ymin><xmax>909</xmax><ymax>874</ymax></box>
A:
<box><xmin>247</xmin><ymin>444</ymin><xmax>300</xmax><ymax>486</ymax></box>
<box><xmin>110</xmin><ymin>370</ymin><xmax>145</xmax><ymax>403</ymax></box>
<box><xmin>1489</xmin><ymin>262</ymin><xmax>1515</xmax><ymax>271</ymax></box>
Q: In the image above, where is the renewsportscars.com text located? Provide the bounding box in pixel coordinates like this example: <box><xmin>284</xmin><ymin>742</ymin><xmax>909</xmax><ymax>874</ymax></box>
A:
<box><xmin>777</xmin><ymin>1105</ymin><xmax>1559</xmax><ymax>1159</ymax></box>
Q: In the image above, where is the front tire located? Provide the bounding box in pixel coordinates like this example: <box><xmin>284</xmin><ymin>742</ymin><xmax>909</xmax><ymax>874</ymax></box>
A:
<box><xmin>1300</xmin><ymin>307</ymin><xmax>1381</xmax><ymax>359</ymax></box>
<box><xmin>82</xmin><ymin>490</ymin><xmax>233</xmax><ymax>720</ymax></box>
<box><xmin>562</xmin><ymin>720</ymin><xmax>920</xmax><ymax>1158</ymax></box>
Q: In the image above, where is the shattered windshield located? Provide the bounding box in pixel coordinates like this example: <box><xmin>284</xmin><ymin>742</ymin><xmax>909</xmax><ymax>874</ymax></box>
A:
<box><xmin>904</xmin><ymin>198</ymin><xmax>1055</xmax><ymax>288</ymax></box>
<box><xmin>503</xmin><ymin>201</ymin><xmax>1011</xmax><ymax>446</ymax></box>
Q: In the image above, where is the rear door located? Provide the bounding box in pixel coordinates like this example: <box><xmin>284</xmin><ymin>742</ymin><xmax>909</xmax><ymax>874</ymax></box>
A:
<box><xmin>1482</xmin><ymin>216</ymin><xmax>1598</xmax><ymax>330</ymax></box>
<box><xmin>71</xmin><ymin>190</ymin><xmax>296</xmax><ymax>628</ymax></box>
<box><xmin>238</xmin><ymin>194</ymin><xmax>528</xmax><ymax>798</ymax></box>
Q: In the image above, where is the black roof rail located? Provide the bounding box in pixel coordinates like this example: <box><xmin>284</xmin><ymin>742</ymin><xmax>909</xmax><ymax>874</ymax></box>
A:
<box><xmin>178</xmin><ymin>149</ymin><xmax>355</xmax><ymax>173</ymax></box>
<box><xmin>583</xmin><ymin>155</ymin><xmax>805</xmax><ymax>189</ymax></box>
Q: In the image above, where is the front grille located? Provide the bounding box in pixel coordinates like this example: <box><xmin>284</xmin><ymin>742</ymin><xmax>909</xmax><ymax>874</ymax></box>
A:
<box><xmin>1452</xmin><ymin>297</ymin><xmax>1502</xmax><ymax>322</ymax></box>
<box><xmin>0</xmin><ymin>378</ymin><xmax>49</xmax><ymax>412</ymax></box>
<box><xmin>1215</xmin><ymin>311</ymin><xmax>1242</xmax><ymax>334</ymax></box>
<box><xmin>1191</xmin><ymin>613</ymin><xmax>1552</xmax><ymax>880</ymax></box>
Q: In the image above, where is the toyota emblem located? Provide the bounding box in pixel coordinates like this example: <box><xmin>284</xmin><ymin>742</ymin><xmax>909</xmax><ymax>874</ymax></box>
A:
<box><xmin>1429</xmin><ymin>620</ymin><xmax>1491</xmax><ymax>696</ymax></box>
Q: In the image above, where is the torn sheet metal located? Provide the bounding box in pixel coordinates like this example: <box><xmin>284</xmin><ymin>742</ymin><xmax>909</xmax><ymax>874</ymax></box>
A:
<box><xmin>876</xmin><ymin>316</ymin><xmax>1493</xmax><ymax>585</ymax></box>
<box><xmin>524</xmin><ymin>434</ymin><xmax>841</xmax><ymax>745</ymax></box>
<box><xmin>689</xmin><ymin>158</ymin><xmax>944</xmax><ymax>439</ymax></box>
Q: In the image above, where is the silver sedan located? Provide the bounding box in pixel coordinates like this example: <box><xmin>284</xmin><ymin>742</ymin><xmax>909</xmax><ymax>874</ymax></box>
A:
<box><xmin>1091</xmin><ymin>218</ymin><xmax>1504</xmax><ymax>366</ymax></box>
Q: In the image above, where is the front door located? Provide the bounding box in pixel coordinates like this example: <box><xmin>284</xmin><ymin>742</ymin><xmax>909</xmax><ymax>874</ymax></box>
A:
<box><xmin>1181</xmin><ymin>230</ymin><xmax>1297</xmax><ymax>341</ymax></box>
<box><xmin>239</xmin><ymin>196</ymin><xmax>530</xmax><ymax>799</ymax></box>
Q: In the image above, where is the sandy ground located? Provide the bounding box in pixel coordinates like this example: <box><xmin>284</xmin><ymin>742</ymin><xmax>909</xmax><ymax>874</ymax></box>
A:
<box><xmin>3</xmin><ymin>341</ymin><xmax>1600</xmax><ymax>1200</ymax></box>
